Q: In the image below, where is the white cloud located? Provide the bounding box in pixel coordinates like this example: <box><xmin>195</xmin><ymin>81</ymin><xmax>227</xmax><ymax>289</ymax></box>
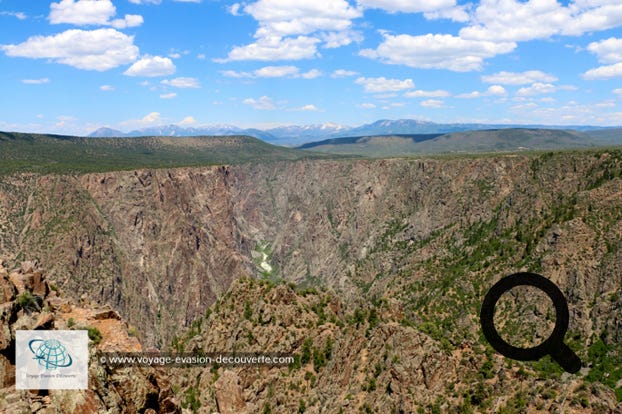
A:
<box><xmin>22</xmin><ymin>78</ymin><xmax>50</xmax><ymax>84</ymax></box>
<box><xmin>421</xmin><ymin>99</ymin><xmax>446</xmax><ymax>108</ymax></box>
<box><xmin>516</xmin><ymin>82</ymin><xmax>558</xmax><ymax>96</ymax></box>
<box><xmin>461</xmin><ymin>0</ymin><xmax>622</xmax><ymax>43</ymax></box>
<box><xmin>124</xmin><ymin>56</ymin><xmax>176</xmax><ymax>77</ymax></box>
<box><xmin>583</xmin><ymin>62</ymin><xmax>622</xmax><ymax>80</ymax></box>
<box><xmin>229</xmin><ymin>3</ymin><xmax>242</xmax><ymax>16</ymax></box>
<box><xmin>221</xmin><ymin>70</ymin><xmax>253</xmax><ymax>78</ymax></box>
<box><xmin>457</xmin><ymin>85</ymin><xmax>507</xmax><ymax>99</ymax></box>
<box><xmin>221</xmin><ymin>0</ymin><xmax>361</xmax><ymax>61</ymax></box>
<box><xmin>244</xmin><ymin>0</ymin><xmax>361</xmax><ymax>38</ymax></box>
<box><xmin>254</xmin><ymin>65</ymin><xmax>300</xmax><ymax>77</ymax></box>
<box><xmin>122</xmin><ymin>112</ymin><xmax>163</xmax><ymax>128</ymax></box>
<box><xmin>221</xmin><ymin>65</ymin><xmax>321</xmax><ymax>79</ymax></box>
<box><xmin>160</xmin><ymin>92</ymin><xmax>177</xmax><ymax>99</ymax></box>
<box><xmin>0</xmin><ymin>11</ymin><xmax>27</xmax><ymax>20</ymax></box>
<box><xmin>161</xmin><ymin>77</ymin><xmax>200</xmax><ymax>88</ymax></box>
<box><xmin>243</xmin><ymin>96</ymin><xmax>276</xmax><ymax>110</ymax></box>
<box><xmin>301</xmin><ymin>69</ymin><xmax>322</xmax><ymax>79</ymax></box>
<box><xmin>358</xmin><ymin>0</ymin><xmax>456</xmax><ymax>13</ymax></box>
<box><xmin>579</xmin><ymin>33</ymin><xmax>622</xmax><ymax>81</ymax></box>
<box><xmin>128</xmin><ymin>0</ymin><xmax>161</xmax><ymax>4</ymax></box>
<box><xmin>424</xmin><ymin>5</ymin><xmax>470</xmax><ymax>22</ymax></box>
<box><xmin>49</xmin><ymin>0</ymin><xmax>143</xmax><ymax>28</ymax></box>
<box><xmin>179</xmin><ymin>116</ymin><xmax>197</xmax><ymax>125</ymax></box>
<box><xmin>111</xmin><ymin>14</ymin><xmax>144</xmax><ymax>28</ymax></box>
<box><xmin>587</xmin><ymin>37</ymin><xmax>622</xmax><ymax>64</ymax></box>
<box><xmin>355</xmin><ymin>76</ymin><xmax>415</xmax><ymax>93</ymax></box>
<box><xmin>298</xmin><ymin>104</ymin><xmax>320</xmax><ymax>111</ymax></box>
<box><xmin>1</xmin><ymin>28</ymin><xmax>139</xmax><ymax>71</ymax></box>
<box><xmin>219</xmin><ymin>36</ymin><xmax>320</xmax><ymax>62</ymax></box>
<box><xmin>331</xmin><ymin>69</ymin><xmax>358</xmax><ymax>78</ymax></box>
<box><xmin>404</xmin><ymin>89</ymin><xmax>450</xmax><ymax>98</ymax></box>
<box><xmin>320</xmin><ymin>30</ymin><xmax>363</xmax><ymax>48</ymax></box>
<box><xmin>99</xmin><ymin>84</ymin><xmax>114</xmax><ymax>91</ymax></box>
<box><xmin>614</xmin><ymin>88</ymin><xmax>622</xmax><ymax>96</ymax></box>
<box><xmin>357</xmin><ymin>103</ymin><xmax>376</xmax><ymax>109</ymax></box>
<box><xmin>360</xmin><ymin>33</ymin><xmax>515</xmax><ymax>72</ymax></box>
<box><xmin>481</xmin><ymin>70</ymin><xmax>558</xmax><ymax>85</ymax></box>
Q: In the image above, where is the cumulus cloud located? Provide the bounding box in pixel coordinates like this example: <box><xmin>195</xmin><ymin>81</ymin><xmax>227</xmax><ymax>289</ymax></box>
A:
<box><xmin>456</xmin><ymin>85</ymin><xmax>507</xmax><ymax>98</ymax></box>
<box><xmin>1</xmin><ymin>28</ymin><xmax>139</xmax><ymax>71</ymax></box>
<box><xmin>355</xmin><ymin>76</ymin><xmax>415</xmax><ymax>92</ymax></box>
<box><xmin>587</xmin><ymin>37</ymin><xmax>622</xmax><ymax>64</ymax></box>
<box><xmin>99</xmin><ymin>84</ymin><xmax>114</xmax><ymax>91</ymax></box>
<box><xmin>160</xmin><ymin>93</ymin><xmax>177</xmax><ymax>99</ymax></box>
<box><xmin>124</xmin><ymin>56</ymin><xmax>176</xmax><ymax>77</ymax></box>
<box><xmin>179</xmin><ymin>116</ymin><xmax>197</xmax><ymax>125</ymax></box>
<box><xmin>254</xmin><ymin>65</ymin><xmax>300</xmax><ymax>77</ymax></box>
<box><xmin>161</xmin><ymin>77</ymin><xmax>200</xmax><ymax>88</ymax></box>
<box><xmin>357</xmin><ymin>103</ymin><xmax>376</xmax><ymax>109</ymax></box>
<box><xmin>583</xmin><ymin>37</ymin><xmax>622</xmax><ymax>79</ymax></box>
<box><xmin>583</xmin><ymin>63</ymin><xmax>622</xmax><ymax>80</ymax></box>
<box><xmin>421</xmin><ymin>99</ymin><xmax>446</xmax><ymax>108</ymax></box>
<box><xmin>221</xmin><ymin>65</ymin><xmax>321</xmax><ymax>79</ymax></box>
<box><xmin>245</xmin><ymin>0</ymin><xmax>360</xmax><ymax>37</ymax></box>
<box><xmin>424</xmin><ymin>5</ymin><xmax>470</xmax><ymax>22</ymax></box>
<box><xmin>121</xmin><ymin>112</ymin><xmax>164</xmax><ymax>128</ymax></box>
<box><xmin>404</xmin><ymin>89</ymin><xmax>450</xmax><ymax>98</ymax></box>
<box><xmin>49</xmin><ymin>0</ymin><xmax>143</xmax><ymax>28</ymax></box>
<box><xmin>243</xmin><ymin>96</ymin><xmax>276</xmax><ymax>110</ymax></box>
<box><xmin>301</xmin><ymin>69</ymin><xmax>322</xmax><ymax>79</ymax></box>
<box><xmin>220</xmin><ymin>0</ymin><xmax>362</xmax><ymax>61</ymax></box>
<box><xmin>297</xmin><ymin>104</ymin><xmax>321</xmax><ymax>111</ymax></box>
<box><xmin>461</xmin><ymin>0</ymin><xmax>622</xmax><ymax>43</ymax></box>
<box><xmin>516</xmin><ymin>82</ymin><xmax>558</xmax><ymax>96</ymax></box>
<box><xmin>360</xmin><ymin>33</ymin><xmax>515</xmax><ymax>72</ymax></box>
<box><xmin>481</xmin><ymin>70</ymin><xmax>558</xmax><ymax>85</ymax></box>
<box><xmin>331</xmin><ymin>69</ymin><xmax>358</xmax><ymax>78</ymax></box>
<box><xmin>358</xmin><ymin>0</ymin><xmax>455</xmax><ymax>13</ymax></box>
<box><xmin>219</xmin><ymin>36</ymin><xmax>320</xmax><ymax>62</ymax></box>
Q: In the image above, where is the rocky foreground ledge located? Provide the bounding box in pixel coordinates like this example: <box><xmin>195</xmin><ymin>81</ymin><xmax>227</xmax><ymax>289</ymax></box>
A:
<box><xmin>0</xmin><ymin>261</ymin><xmax>179</xmax><ymax>414</ymax></box>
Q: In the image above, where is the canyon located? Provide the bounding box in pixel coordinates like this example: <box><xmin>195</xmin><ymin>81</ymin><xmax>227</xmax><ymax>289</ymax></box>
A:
<box><xmin>0</xmin><ymin>148</ymin><xmax>621</xmax><ymax>412</ymax></box>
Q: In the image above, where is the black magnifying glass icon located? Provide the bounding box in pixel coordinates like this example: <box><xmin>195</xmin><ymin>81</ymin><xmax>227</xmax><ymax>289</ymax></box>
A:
<box><xmin>480</xmin><ymin>272</ymin><xmax>581</xmax><ymax>373</ymax></box>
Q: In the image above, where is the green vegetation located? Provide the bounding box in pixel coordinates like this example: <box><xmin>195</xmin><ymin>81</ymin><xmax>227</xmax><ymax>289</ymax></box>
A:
<box><xmin>0</xmin><ymin>131</ymin><xmax>338</xmax><ymax>175</ymax></box>
<box><xmin>585</xmin><ymin>338</ymin><xmax>622</xmax><ymax>400</ymax></box>
<box><xmin>17</xmin><ymin>291</ymin><xmax>39</xmax><ymax>313</ymax></box>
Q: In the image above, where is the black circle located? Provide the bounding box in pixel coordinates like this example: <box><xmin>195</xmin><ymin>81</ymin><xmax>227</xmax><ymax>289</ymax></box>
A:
<box><xmin>480</xmin><ymin>272</ymin><xmax>569</xmax><ymax>361</ymax></box>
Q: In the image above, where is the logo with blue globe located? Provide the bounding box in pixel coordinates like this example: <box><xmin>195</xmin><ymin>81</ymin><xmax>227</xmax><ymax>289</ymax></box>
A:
<box><xmin>28</xmin><ymin>338</ymin><xmax>73</xmax><ymax>370</ymax></box>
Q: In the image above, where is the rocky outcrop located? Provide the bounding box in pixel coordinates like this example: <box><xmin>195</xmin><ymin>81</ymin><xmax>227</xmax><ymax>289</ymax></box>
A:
<box><xmin>169</xmin><ymin>277</ymin><xmax>622</xmax><ymax>413</ymax></box>
<box><xmin>0</xmin><ymin>261</ymin><xmax>181</xmax><ymax>413</ymax></box>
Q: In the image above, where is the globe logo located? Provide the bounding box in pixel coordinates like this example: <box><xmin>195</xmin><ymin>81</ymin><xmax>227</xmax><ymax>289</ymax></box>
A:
<box><xmin>28</xmin><ymin>339</ymin><xmax>73</xmax><ymax>370</ymax></box>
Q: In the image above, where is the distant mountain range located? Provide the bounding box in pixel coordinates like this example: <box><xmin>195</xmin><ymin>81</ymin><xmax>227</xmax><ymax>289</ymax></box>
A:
<box><xmin>89</xmin><ymin>119</ymin><xmax>618</xmax><ymax>146</ymax></box>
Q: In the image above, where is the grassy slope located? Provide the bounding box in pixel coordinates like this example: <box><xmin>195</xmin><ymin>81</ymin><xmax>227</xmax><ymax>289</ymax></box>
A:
<box><xmin>0</xmin><ymin>131</ymin><xmax>338</xmax><ymax>175</ymax></box>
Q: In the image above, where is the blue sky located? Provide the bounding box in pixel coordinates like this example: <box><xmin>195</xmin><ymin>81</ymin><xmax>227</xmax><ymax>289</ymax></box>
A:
<box><xmin>1</xmin><ymin>0</ymin><xmax>622</xmax><ymax>135</ymax></box>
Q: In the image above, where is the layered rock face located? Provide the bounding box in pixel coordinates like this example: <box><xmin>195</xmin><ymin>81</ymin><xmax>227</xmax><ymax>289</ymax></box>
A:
<box><xmin>0</xmin><ymin>150</ymin><xmax>621</xmax><ymax>411</ymax></box>
<box><xmin>1</xmin><ymin>153</ymin><xmax>620</xmax><ymax>349</ymax></box>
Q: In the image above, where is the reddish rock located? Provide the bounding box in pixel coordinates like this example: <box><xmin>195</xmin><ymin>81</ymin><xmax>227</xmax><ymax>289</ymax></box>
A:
<box><xmin>0</xmin><ymin>353</ymin><xmax>15</xmax><ymax>388</ymax></box>
<box><xmin>214</xmin><ymin>370</ymin><xmax>246</xmax><ymax>414</ymax></box>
